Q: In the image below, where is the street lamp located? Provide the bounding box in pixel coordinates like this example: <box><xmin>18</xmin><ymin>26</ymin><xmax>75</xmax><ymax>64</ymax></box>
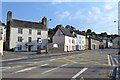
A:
<box><xmin>114</xmin><ymin>21</ymin><xmax>120</xmax><ymax>55</ymax></box>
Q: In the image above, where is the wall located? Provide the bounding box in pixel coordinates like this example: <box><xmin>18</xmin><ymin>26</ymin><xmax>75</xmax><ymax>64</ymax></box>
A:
<box><xmin>64</xmin><ymin>36</ymin><xmax>75</xmax><ymax>51</ymax></box>
<box><xmin>0</xmin><ymin>26</ymin><xmax>4</xmax><ymax>55</ymax></box>
<box><xmin>91</xmin><ymin>39</ymin><xmax>100</xmax><ymax>49</ymax></box>
<box><xmin>113</xmin><ymin>37</ymin><xmax>119</xmax><ymax>49</ymax></box>
<box><xmin>48</xmin><ymin>43</ymin><xmax>64</xmax><ymax>53</ymax></box>
<box><xmin>9</xmin><ymin>27</ymin><xmax>48</xmax><ymax>51</ymax></box>
<box><xmin>0</xmin><ymin>40</ymin><xmax>3</xmax><ymax>55</ymax></box>
<box><xmin>52</xmin><ymin>29</ymin><xmax>65</xmax><ymax>44</ymax></box>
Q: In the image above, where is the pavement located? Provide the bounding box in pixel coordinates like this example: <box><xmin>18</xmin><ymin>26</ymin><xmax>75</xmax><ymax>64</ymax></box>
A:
<box><xmin>1</xmin><ymin>50</ymin><xmax>85</xmax><ymax>62</ymax></box>
<box><xmin>0</xmin><ymin>49</ymin><xmax>119</xmax><ymax>80</ymax></box>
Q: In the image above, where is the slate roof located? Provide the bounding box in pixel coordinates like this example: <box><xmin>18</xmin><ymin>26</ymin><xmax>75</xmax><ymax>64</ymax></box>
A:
<box><xmin>54</xmin><ymin>26</ymin><xmax>74</xmax><ymax>37</ymax></box>
<box><xmin>10</xmin><ymin>19</ymin><xmax>47</xmax><ymax>30</ymax></box>
<box><xmin>90</xmin><ymin>36</ymin><xmax>102</xmax><ymax>42</ymax></box>
<box><xmin>72</xmin><ymin>30</ymin><xmax>86</xmax><ymax>36</ymax></box>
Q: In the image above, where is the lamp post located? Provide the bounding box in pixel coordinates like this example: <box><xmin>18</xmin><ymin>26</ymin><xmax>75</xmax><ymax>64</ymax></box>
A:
<box><xmin>114</xmin><ymin>21</ymin><xmax>120</xmax><ymax>55</ymax></box>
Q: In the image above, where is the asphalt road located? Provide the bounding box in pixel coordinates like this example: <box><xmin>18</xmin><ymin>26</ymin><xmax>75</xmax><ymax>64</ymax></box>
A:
<box><xmin>1</xmin><ymin>49</ymin><xmax>119</xmax><ymax>80</ymax></box>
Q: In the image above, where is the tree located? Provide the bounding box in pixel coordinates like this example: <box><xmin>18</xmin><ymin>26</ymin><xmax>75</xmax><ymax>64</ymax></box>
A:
<box><xmin>91</xmin><ymin>32</ymin><xmax>96</xmax><ymax>36</ymax></box>
<box><xmin>65</xmin><ymin>25</ymin><xmax>76</xmax><ymax>30</ymax></box>
<box><xmin>48</xmin><ymin>28</ymin><xmax>56</xmax><ymax>35</ymax></box>
<box><xmin>87</xmin><ymin>29</ymin><xmax>92</xmax><ymax>34</ymax></box>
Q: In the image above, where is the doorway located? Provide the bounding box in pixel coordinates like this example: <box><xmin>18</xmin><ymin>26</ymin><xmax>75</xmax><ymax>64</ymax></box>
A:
<box><xmin>28</xmin><ymin>45</ymin><xmax>32</xmax><ymax>51</ymax></box>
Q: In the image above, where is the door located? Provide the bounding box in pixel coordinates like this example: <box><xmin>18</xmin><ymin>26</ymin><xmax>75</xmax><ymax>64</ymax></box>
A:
<box><xmin>28</xmin><ymin>45</ymin><xmax>32</xmax><ymax>52</ymax></box>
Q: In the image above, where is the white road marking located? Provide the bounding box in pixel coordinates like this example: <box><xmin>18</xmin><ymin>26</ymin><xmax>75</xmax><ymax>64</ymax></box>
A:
<box><xmin>110</xmin><ymin>55</ymin><xmax>116</xmax><ymax>66</ymax></box>
<box><xmin>49</xmin><ymin>59</ymin><xmax>56</xmax><ymax>61</ymax></box>
<box><xmin>116</xmin><ymin>67</ymin><xmax>119</xmax><ymax>79</ymax></box>
<box><xmin>41</xmin><ymin>64</ymin><xmax>68</xmax><ymax>74</ymax></box>
<box><xmin>0</xmin><ymin>66</ymin><xmax>22</xmax><ymax>71</ymax></box>
<box><xmin>15</xmin><ymin>64</ymin><xmax>49</xmax><ymax>73</ymax></box>
<box><xmin>114</xmin><ymin>58</ymin><xmax>119</xmax><ymax>64</ymax></box>
<box><xmin>0</xmin><ymin>67</ymin><xmax>11</xmax><ymax>69</ymax></box>
<box><xmin>72</xmin><ymin>68</ymin><xmax>88</xmax><ymax>79</ymax></box>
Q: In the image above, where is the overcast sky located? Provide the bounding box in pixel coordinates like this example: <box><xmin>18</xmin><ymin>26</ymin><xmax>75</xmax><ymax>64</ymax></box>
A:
<box><xmin>1</xmin><ymin>1</ymin><xmax>118</xmax><ymax>35</ymax></box>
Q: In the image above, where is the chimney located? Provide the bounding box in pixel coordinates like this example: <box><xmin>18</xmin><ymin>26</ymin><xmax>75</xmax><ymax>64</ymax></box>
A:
<box><xmin>7</xmin><ymin>11</ymin><xmax>12</xmax><ymax>22</ymax></box>
<box><xmin>42</xmin><ymin>16</ymin><xmax>47</xmax><ymax>27</ymax></box>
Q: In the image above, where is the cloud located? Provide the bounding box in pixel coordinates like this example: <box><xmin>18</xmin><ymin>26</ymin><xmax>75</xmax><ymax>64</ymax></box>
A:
<box><xmin>56</xmin><ymin>11</ymin><xmax>71</xmax><ymax>20</ymax></box>
<box><xmin>51</xmin><ymin>0</ymin><xmax>63</xmax><ymax>5</ymax></box>
<box><xmin>71</xmin><ymin>6</ymin><xmax>101</xmax><ymax>24</ymax></box>
<box><xmin>69</xmin><ymin>2</ymin><xmax>117</xmax><ymax>34</ymax></box>
<box><xmin>105</xmin><ymin>5</ymin><xmax>112</xmax><ymax>10</ymax></box>
<box><xmin>51</xmin><ymin>0</ymin><xmax>73</xmax><ymax>5</ymax></box>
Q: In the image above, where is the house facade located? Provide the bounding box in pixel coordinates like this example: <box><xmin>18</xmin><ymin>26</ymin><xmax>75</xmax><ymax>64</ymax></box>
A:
<box><xmin>5</xmin><ymin>11</ymin><xmax>48</xmax><ymax>52</ymax></box>
<box><xmin>112</xmin><ymin>37</ymin><xmax>120</xmax><ymax>49</ymax></box>
<box><xmin>91</xmin><ymin>37</ymin><xmax>101</xmax><ymax>49</ymax></box>
<box><xmin>52</xmin><ymin>25</ymin><xmax>75</xmax><ymax>52</ymax></box>
<box><xmin>72</xmin><ymin>30</ymin><xmax>86</xmax><ymax>50</ymax></box>
<box><xmin>0</xmin><ymin>22</ymin><xmax>5</xmax><ymax>55</ymax></box>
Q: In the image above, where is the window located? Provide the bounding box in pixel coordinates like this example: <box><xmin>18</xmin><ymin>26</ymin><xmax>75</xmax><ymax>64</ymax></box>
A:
<box><xmin>69</xmin><ymin>40</ymin><xmax>71</xmax><ymax>43</ymax></box>
<box><xmin>18</xmin><ymin>45</ymin><xmax>22</xmax><ymax>51</ymax></box>
<box><xmin>72</xmin><ymin>46</ymin><xmax>74</xmax><ymax>50</ymax></box>
<box><xmin>18</xmin><ymin>28</ymin><xmax>22</xmax><ymax>34</ymax></box>
<box><xmin>37</xmin><ymin>30</ymin><xmax>41</xmax><ymax>35</ymax></box>
<box><xmin>28</xmin><ymin>37</ymin><xmax>32</xmax><ymax>42</ymax></box>
<box><xmin>82</xmin><ymin>41</ymin><xmax>84</xmax><ymax>44</ymax></box>
<box><xmin>72</xmin><ymin>39</ymin><xmax>74</xmax><ymax>43</ymax></box>
<box><xmin>29</xmin><ymin>29</ymin><xmax>32</xmax><ymax>34</ymax></box>
<box><xmin>37</xmin><ymin>45</ymin><xmax>41</xmax><ymax>50</ymax></box>
<box><xmin>18</xmin><ymin>37</ymin><xmax>22</xmax><ymax>42</ymax></box>
<box><xmin>37</xmin><ymin>38</ymin><xmax>42</xmax><ymax>43</ymax></box>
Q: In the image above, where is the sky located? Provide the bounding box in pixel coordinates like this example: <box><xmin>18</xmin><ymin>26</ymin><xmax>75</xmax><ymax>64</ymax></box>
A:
<box><xmin>1</xmin><ymin>1</ymin><xmax>118</xmax><ymax>35</ymax></box>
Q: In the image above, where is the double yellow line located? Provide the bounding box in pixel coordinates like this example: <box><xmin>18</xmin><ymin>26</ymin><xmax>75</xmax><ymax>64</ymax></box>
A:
<box><xmin>107</xmin><ymin>54</ymin><xmax>112</xmax><ymax>66</ymax></box>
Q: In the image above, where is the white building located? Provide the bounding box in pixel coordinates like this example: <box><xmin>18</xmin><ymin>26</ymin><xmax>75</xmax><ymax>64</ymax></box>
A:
<box><xmin>0</xmin><ymin>22</ymin><xmax>5</xmax><ymax>55</ymax></box>
<box><xmin>52</xmin><ymin>25</ymin><xmax>75</xmax><ymax>51</ymax></box>
<box><xmin>5</xmin><ymin>11</ymin><xmax>48</xmax><ymax>52</ymax></box>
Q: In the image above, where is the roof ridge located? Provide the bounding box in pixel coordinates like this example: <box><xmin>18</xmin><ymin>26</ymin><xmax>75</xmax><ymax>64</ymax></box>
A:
<box><xmin>12</xmin><ymin>19</ymin><xmax>42</xmax><ymax>24</ymax></box>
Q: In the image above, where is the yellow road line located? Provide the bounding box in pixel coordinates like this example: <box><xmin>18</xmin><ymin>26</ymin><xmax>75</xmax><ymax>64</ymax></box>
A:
<box><xmin>107</xmin><ymin>55</ymin><xmax>111</xmax><ymax>66</ymax></box>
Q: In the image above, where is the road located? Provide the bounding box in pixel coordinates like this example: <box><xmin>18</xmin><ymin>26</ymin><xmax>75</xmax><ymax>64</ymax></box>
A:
<box><xmin>1</xmin><ymin>49</ymin><xmax>119</xmax><ymax>80</ymax></box>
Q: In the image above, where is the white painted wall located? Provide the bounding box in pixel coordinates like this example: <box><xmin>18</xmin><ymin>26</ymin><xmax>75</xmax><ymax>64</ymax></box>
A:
<box><xmin>64</xmin><ymin>36</ymin><xmax>75</xmax><ymax>51</ymax></box>
<box><xmin>81</xmin><ymin>35</ymin><xmax>86</xmax><ymax>50</ymax></box>
<box><xmin>0</xmin><ymin>26</ymin><xmax>4</xmax><ymax>55</ymax></box>
<box><xmin>9</xmin><ymin>27</ymin><xmax>48</xmax><ymax>51</ymax></box>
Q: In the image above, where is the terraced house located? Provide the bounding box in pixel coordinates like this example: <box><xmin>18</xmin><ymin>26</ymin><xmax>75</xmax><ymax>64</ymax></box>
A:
<box><xmin>70</xmin><ymin>30</ymin><xmax>86</xmax><ymax>50</ymax></box>
<box><xmin>52</xmin><ymin>25</ymin><xmax>75</xmax><ymax>52</ymax></box>
<box><xmin>5</xmin><ymin>11</ymin><xmax>48</xmax><ymax>52</ymax></box>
